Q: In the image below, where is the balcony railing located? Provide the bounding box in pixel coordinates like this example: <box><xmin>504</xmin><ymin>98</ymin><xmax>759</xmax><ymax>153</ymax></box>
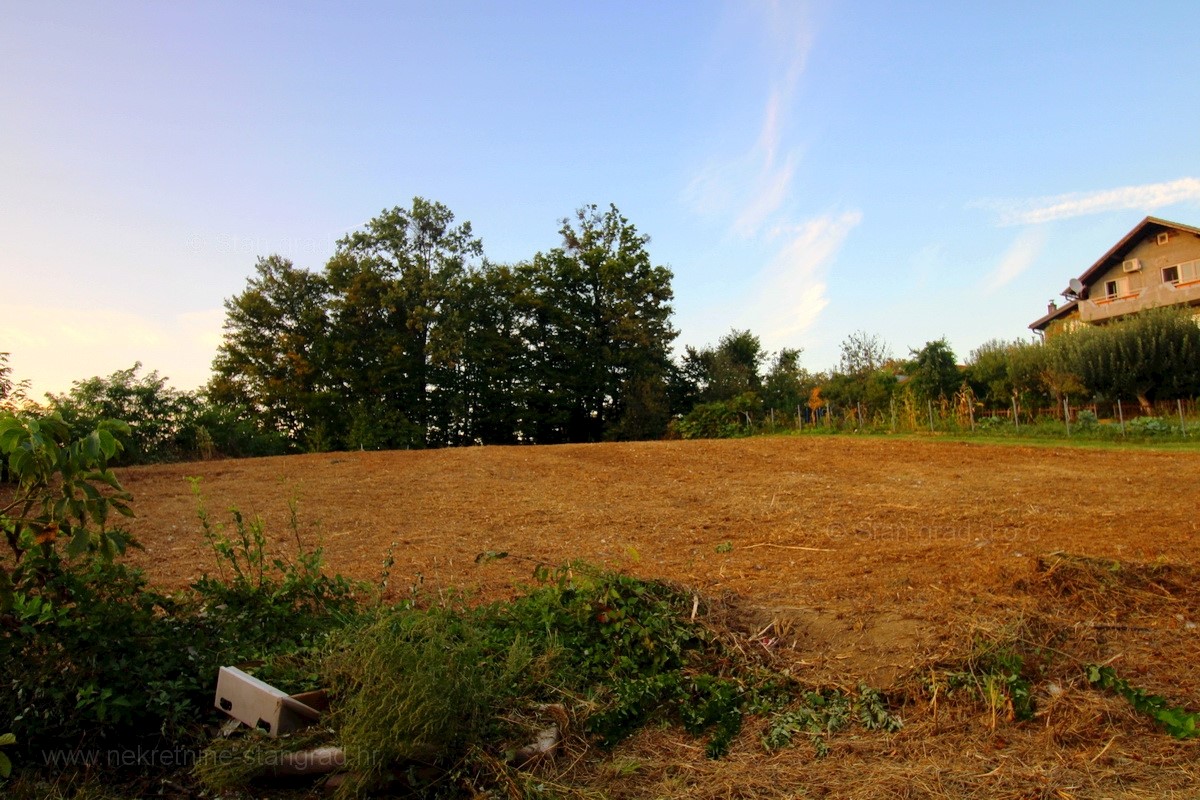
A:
<box><xmin>1078</xmin><ymin>280</ymin><xmax>1200</xmax><ymax>323</ymax></box>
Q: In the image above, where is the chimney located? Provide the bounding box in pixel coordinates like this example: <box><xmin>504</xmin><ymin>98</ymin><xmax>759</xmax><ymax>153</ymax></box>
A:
<box><xmin>1047</xmin><ymin>300</ymin><xmax>1057</xmax><ymax>314</ymax></box>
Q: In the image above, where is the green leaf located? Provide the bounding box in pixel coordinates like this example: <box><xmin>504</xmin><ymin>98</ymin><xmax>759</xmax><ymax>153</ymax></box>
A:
<box><xmin>0</xmin><ymin>749</ymin><xmax>11</xmax><ymax>779</ymax></box>
<box><xmin>0</xmin><ymin>424</ymin><xmax>22</xmax><ymax>452</ymax></box>
<box><xmin>97</xmin><ymin>429</ymin><xmax>118</xmax><ymax>460</ymax></box>
<box><xmin>66</xmin><ymin>528</ymin><xmax>91</xmax><ymax>559</ymax></box>
<box><xmin>84</xmin><ymin>431</ymin><xmax>102</xmax><ymax>462</ymax></box>
<box><xmin>0</xmin><ymin>732</ymin><xmax>15</xmax><ymax>746</ymax></box>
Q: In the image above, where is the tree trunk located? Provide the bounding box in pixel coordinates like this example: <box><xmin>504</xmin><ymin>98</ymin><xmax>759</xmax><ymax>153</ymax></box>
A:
<box><xmin>1136</xmin><ymin>391</ymin><xmax>1152</xmax><ymax>416</ymax></box>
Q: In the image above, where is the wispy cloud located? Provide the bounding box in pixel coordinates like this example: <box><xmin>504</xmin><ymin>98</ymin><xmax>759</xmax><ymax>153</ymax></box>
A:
<box><xmin>983</xmin><ymin>227</ymin><xmax>1047</xmax><ymax>292</ymax></box>
<box><xmin>977</xmin><ymin>178</ymin><xmax>1200</xmax><ymax>226</ymax></box>
<box><xmin>682</xmin><ymin>7</ymin><xmax>812</xmax><ymax>238</ymax></box>
<box><xmin>751</xmin><ymin>211</ymin><xmax>862</xmax><ymax>344</ymax></box>
<box><xmin>683</xmin><ymin>4</ymin><xmax>853</xmax><ymax>352</ymax></box>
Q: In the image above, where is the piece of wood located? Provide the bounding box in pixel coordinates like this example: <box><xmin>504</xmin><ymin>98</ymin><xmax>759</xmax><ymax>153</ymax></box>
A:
<box><xmin>270</xmin><ymin>746</ymin><xmax>345</xmax><ymax>776</ymax></box>
<box><xmin>743</xmin><ymin>543</ymin><xmax>835</xmax><ymax>552</ymax></box>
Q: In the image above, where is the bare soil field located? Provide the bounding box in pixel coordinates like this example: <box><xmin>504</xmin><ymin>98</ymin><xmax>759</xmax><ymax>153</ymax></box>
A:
<box><xmin>120</xmin><ymin>436</ymin><xmax>1200</xmax><ymax>798</ymax></box>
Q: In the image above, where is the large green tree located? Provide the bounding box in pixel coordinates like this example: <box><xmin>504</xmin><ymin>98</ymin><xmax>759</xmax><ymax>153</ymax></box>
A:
<box><xmin>681</xmin><ymin>329</ymin><xmax>766</xmax><ymax>405</ymax></box>
<box><xmin>761</xmin><ymin>347</ymin><xmax>811</xmax><ymax>413</ymax></box>
<box><xmin>210</xmin><ymin>255</ymin><xmax>332</xmax><ymax>444</ymax></box>
<box><xmin>328</xmin><ymin>198</ymin><xmax>483</xmax><ymax>447</ymax></box>
<box><xmin>1060</xmin><ymin>308</ymin><xmax>1200</xmax><ymax>412</ymax></box>
<box><xmin>435</xmin><ymin>263</ymin><xmax>535</xmax><ymax>445</ymax></box>
<box><xmin>906</xmin><ymin>338</ymin><xmax>960</xmax><ymax>402</ymax></box>
<box><xmin>523</xmin><ymin>204</ymin><xmax>677</xmax><ymax>442</ymax></box>
<box><xmin>824</xmin><ymin>331</ymin><xmax>896</xmax><ymax>416</ymax></box>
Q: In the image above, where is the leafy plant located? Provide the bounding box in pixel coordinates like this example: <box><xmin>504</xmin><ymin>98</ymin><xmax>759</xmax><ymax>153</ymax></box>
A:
<box><xmin>1087</xmin><ymin>664</ymin><xmax>1200</xmax><ymax>738</ymax></box>
<box><xmin>762</xmin><ymin>686</ymin><xmax>901</xmax><ymax>757</ymax></box>
<box><xmin>189</xmin><ymin>478</ymin><xmax>358</xmax><ymax>656</ymax></box>
<box><xmin>1127</xmin><ymin>416</ymin><xmax>1172</xmax><ymax>436</ymax></box>
<box><xmin>0</xmin><ymin>411</ymin><xmax>134</xmax><ymax>588</ymax></box>
<box><xmin>0</xmin><ymin>732</ymin><xmax>14</xmax><ymax>780</ymax></box>
<box><xmin>939</xmin><ymin>638</ymin><xmax>1035</xmax><ymax>727</ymax></box>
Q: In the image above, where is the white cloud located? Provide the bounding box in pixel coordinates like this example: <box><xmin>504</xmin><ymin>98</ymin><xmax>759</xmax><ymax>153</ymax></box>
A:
<box><xmin>682</xmin><ymin>8</ymin><xmax>813</xmax><ymax>239</ymax></box>
<box><xmin>0</xmin><ymin>306</ymin><xmax>225</xmax><ymax>398</ymax></box>
<box><xmin>983</xmin><ymin>228</ymin><xmax>1047</xmax><ymax>291</ymax></box>
<box><xmin>750</xmin><ymin>211</ymin><xmax>862</xmax><ymax>345</ymax></box>
<box><xmin>979</xmin><ymin>178</ymin><xmax>1200</xmax><ymax>226</ymax></box>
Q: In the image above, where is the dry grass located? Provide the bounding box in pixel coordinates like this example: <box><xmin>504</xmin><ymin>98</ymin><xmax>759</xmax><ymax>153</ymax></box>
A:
<box><xmin>114</xmin><ymin>436</ymin><xmax>1200</xmax><ymax>798</ymax></box>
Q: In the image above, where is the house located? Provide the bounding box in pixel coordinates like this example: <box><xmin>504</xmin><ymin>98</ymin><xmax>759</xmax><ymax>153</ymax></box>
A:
<box><xmin>1029</xmin><ymin>217</ymin><xmax>1200</xmax><ymax>336</ymax></box>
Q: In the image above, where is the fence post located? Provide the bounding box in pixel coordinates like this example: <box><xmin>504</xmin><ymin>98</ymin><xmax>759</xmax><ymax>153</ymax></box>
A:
<box><xmin>1063</xmin><ymin>398</ymin><xmax>1071</xmax><ymax>437</ymax></box>
<box><xmin>1011</xmin><ymin>395</ymin><xmax>1019</xmax><ymax>429</ymax></box>
<box><xmin>1117</xmin><ymin>398</ymin><xmax>1125</xmax><ymax>437</ymax></box>
<box><xmin>796</xmin><ymin>405</ymin><xmax>802</xmax><ymax>431</ymax></box>
<box><xmin>1179</xmin><ymin>398</ymin><xmax>1187</xmax><ymax>437</ymax></box>
<box><xmin>928</xmin><ymin>399</ymin><xmax>935</xmax><ymax>433</ymax></box>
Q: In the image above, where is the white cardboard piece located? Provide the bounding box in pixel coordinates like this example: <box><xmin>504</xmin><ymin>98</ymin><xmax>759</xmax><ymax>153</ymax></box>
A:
<box><xmin>214</xmin><ymin>666</ymin><xmax>323</xmax><ymax>737</ymax></box>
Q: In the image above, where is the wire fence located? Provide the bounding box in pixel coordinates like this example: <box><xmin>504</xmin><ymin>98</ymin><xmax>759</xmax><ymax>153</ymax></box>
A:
<box><xmin>732</xmin><ymin>396</ymin><xmax>1199</xmax><ymax>439</ymax></box>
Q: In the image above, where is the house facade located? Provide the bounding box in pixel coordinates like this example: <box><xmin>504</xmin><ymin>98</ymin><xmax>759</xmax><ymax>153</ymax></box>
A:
<box><xmin>1030</xmin><ymin>217</ymin><xmax>1200</xmax><ymax>336</ymax></box>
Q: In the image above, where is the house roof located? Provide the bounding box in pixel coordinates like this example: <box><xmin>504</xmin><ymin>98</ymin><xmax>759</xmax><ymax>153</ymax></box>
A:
<box><xmin>1028</xmin><ymin>299</ymin><xmax>1078</xmax><ymax>332</ymax></box>
<box><xmin>1068</xmin><ymin>216</ymin><xmax>1200</xmax><ymax>294</ymax></box>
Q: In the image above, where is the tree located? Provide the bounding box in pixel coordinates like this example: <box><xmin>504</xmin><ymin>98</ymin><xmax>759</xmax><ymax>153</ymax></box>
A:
<box><xmin>761</xmin><ymin>347</ymin><xmax>811</xmax><ymax>413</ymax></box>
<box><xmin>967</xmin><ymin>340</ymin><xmax>1015</xmax><ymax>409</ymax></box>
<box><xmin>434</xmin><ymin>263</ymin><xmax>535</xmax><ymax>445</ymax></box>
<box><xmin>906</xmin><ymin>338</ymin><xmax>959</xmax><ymax>403</ymax></box>
<box><xmin>1061</xmin><ymin>308</ymin><xmax>1200</xmax><ymax>412</ymax></box>
<box><xmin>825</xmin><ymin>331</ymin><xmax>896</xmax><ymax>418</ymax></box>
<box><xmin>47</xmin><ymin>363</ymin><xmax>196</xmax><ymax>464</ymax></box>
<box><xmin>210</xmin><ymin>255</ymin><xmax>332</xmax><ymax>445</ymax></box>
<box><xmin>328</xmin><ymin>198</ymin><xmax>483</xmax><ymax>447</ymax></box>
<box><xmin>0</xmin><ymin>353</ymin><xmax>31</xmax><ymax>413</ymax></box>
<box><xmin>523</xmin><ymin>204</ymin><xmax>676</xmax><ymax>442</ymax></box>
<box><xmin>679</xmin><ymin>329</ymin><xmax>766</xmax><ymax>405</ymax></box>
<box><xmin>839</xmin><ymin>330</ymin><xmax>891</xmax><ymax>376</ymax></box>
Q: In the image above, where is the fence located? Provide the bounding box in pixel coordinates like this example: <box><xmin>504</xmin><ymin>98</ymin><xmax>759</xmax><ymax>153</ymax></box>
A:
<box><xmin>723</xmin><ymin>396</ymin><xmax>1199</xmax><ymax>439</ymax></box>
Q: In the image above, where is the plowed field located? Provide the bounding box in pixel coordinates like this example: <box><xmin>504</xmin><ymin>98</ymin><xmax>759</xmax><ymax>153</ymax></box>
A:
<box><xmin>119</xmin><ymin>436</ymin><xmax>1200</xmax><ymax>797</ymax></box>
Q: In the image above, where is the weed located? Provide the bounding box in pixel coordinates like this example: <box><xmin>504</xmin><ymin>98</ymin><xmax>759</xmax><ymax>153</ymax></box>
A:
<box><xmin>189</xmin><ymin>478</ymin><xmax>358</xmax><ymax>657</ymax></box>
<box><xmin>762</xmin><ymin>686</ymin><xmax>901</xmax><ymax>756</ymax></box>
<box><xmin>938</xmin><ymin>636</ymin><xmax>1035</xmax><ymax>727</ymax></box>
<box><xmin>1087</xmin><ymin>665</ymin><xmax>1200</xmax><ymax>738</ymax></box>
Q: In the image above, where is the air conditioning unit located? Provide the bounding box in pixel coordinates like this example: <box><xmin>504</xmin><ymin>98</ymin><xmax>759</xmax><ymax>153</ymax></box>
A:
<box><xmin>1122</xmin><ymin>258</ymin><xmax>1142</xmax><ymax>273</ymax></box>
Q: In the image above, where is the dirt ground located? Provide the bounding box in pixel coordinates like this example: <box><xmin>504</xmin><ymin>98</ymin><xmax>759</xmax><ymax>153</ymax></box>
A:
<box><xmin>119</xmin><ymin>436</ymin><xmax>1200</xmax><ymax>798</ymax></box>
<box><xmin>120</xmin><ymin>437</ymin><xmax>1197</xmax><ymax>683</ymax></box>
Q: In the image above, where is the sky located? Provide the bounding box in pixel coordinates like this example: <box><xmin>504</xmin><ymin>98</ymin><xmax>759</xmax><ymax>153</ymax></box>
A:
<box><xmin>4</xmin><ymin>1</ymin><xmax>1200</xmax><ymax>398</ymax></box>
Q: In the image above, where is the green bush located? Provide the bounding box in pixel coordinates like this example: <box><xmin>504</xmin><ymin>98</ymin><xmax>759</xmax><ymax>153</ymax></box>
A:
<box><xmin>675</xmin><ymin>393</ymin><xmax>759</xmax><ymax>439</ymax></box>
<box><xmin>0</xmin><ymin>410</ymin><xmax>357</xmax><ymax>764</ymax></box>
<box><xmin>1127</xmin><ymin>416</ymin><xmax>1173</xmax><ymax>436</ymax></box>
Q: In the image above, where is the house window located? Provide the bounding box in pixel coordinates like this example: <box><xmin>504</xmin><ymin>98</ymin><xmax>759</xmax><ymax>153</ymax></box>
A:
<box><xmin>1163</xmin><ymin>265</ymin><xmax>1180</xmax><ymax>284</ymax></box>
<box><xmin>1105</xmin><ymin>280</ymin><xmax>1118</xmax><ymax>298</ymax></box>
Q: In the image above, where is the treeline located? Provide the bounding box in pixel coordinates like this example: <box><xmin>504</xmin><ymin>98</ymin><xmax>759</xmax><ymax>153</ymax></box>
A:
<box><xmin>209</xmin><ymin>200</ymin><xmax>678</xmax><ymax>449</ymax></box>
<box><xmin>6</xmin><ymin>199</ymin><xmax>1200</xmax><ymax>463</ymax></box>
<box><xmin>757</xmin><ymin>308</ymin><xmax>1200</xmax><ymax>434</ymax></box>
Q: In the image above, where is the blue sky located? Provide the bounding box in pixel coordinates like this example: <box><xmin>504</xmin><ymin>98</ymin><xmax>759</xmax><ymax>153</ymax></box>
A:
<box><xmin>4</xmin><ymin>1</ymin><xmax>1200</xmax><ymax>397</ymax></box>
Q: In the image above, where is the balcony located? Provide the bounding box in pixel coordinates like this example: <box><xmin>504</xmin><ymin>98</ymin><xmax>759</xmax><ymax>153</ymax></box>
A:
<box><xmin>1078</xmin><ymin>280</ymin><xmax>1200</xmax><ymax>323</ymax></box>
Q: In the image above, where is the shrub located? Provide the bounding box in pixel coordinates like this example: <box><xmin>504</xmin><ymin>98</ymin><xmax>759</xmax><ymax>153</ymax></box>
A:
<box><xmin>1127</xmin><ymin>416</ymin><xmax>1172</xmax><ymax>436</ymax></box>
<box><xmin>675</xmin><ymin>393</ymin><xmax>759</xmax><ymax>439</ymax></box>
<box><xmin>0</xmin><ymin>410</ymin><xmax>358</xmax><ymax>762</ymax></box>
